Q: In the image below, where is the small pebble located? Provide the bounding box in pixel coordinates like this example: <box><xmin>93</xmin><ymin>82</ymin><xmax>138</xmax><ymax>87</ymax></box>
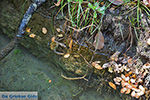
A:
<box><xmin>147</xmin><ymin>38</ymin><xmax>150</xmax><ymax>45</ymax></box>
<box><xmin>64</xmin><ymin>53</ymin><xmax>70</xmax><ymax>58</ymax></box>
<box><xmin>130</xmin><ymin>79</ymin><xmax>136</xmax><ymax>83</ymax></box>
<box><xmin>57</xmin><ymin>34</ymin><xmax>63</xmax><ymax>37</ymax></box>
<box><xmin>102</xmin><ymin>63</ymin><xmax>110</xmax><ymax>68</ymax></box>
<box><xmin>29</xmin><ymin>33</ymin><xmax>36</xmax><ymax>38</ymax></box>
<box><xmin>42</xmin><ymin>27</ymin><xmax>47</xmax><ymax>34</ymax></box>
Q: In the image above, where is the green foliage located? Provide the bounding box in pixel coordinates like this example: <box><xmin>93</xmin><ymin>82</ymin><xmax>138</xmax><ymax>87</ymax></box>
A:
<box><xmin>123</xmin><ymin>0</ymin><xmax>130</xmax><ymax>3</ymax></box>
<box><xmin>58</xmin><ymin>0</ymin><xmax>108</xmax><ymax>34</ymax></box>
<box><xmin>125</xmin><ymin>0</ymin><xmax>150</xmax><ymax>39</ymax></box>
<box><xmin>137</xmin><ymin>0</ymin><xmax>140</xmax><ymax>27</ymax></box>
<box><xmin>21</xmin><ymin>0</ymin><xmax>28</xmax><ymax>15</ymax></box>
<box><xmin>128</xmin><ymin>16</ymin><xmax>139</xmax><ymax>40</ymax></box>
<box><xmin>88</xmin><ymin>2</ymin><xmax>105</xmax><ymax>15</ymax></box>
<box><xmin>135</xmin><ymin>0</ymin><xmax>150</xmax><ymax>27</ymax></box>
<box><xmin>13</xmin><ymin>49</ymin><xmax>21</xmax><ymax>55</ymax></box>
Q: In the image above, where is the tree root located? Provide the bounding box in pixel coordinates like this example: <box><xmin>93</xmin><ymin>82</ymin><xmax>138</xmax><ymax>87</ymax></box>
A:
<box><xmin>0</xmin><ymin>0</ymin><xmax>46</xmax><ymax>61</ymax></box>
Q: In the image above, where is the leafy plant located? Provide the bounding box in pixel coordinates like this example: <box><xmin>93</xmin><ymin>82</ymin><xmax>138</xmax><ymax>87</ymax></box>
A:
<box><xmin>88</xmin><ymin>2</ymin><xmax>105</xmax><ymax>15</ymax></box>
<box><xmin>128</xmin><ymin>16</ymin><xmax>139</xmax><ymax>40</ymax></box>
<box><xmin>58</xmin><ymin>0</ymin><xmax>107</xmax><ymax>32</ymax></box>
<box><xmin>88</xmin><ymin>2</ymin><xmax>105</xmax><ymax>33</ymax></box>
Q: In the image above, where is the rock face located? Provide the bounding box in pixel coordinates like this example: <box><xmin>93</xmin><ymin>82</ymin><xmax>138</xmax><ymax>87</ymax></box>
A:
<box><xmin>136</xmin><ymin>16</ymin><xmax>150</xmax><ymax>60</ymax></box>
<box><xmin>137</xmin><ymin>32</ymin><xmax>150</xmax><ymax>60</ymax></box>
<box><xmin>0</xmin><ymin>40</ymin><xmax>16</xmax><ymax>60</ymax></box>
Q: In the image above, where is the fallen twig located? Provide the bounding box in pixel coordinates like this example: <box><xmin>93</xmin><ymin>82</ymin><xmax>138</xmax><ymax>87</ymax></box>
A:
<box><xmin>80</xmin><ymin>54</ymin><xmax>92</xmax><ymax>68</ymax></box>
<box><xmin>67</xmin><ymin>24</ymin><xmax>94</xmax><ymax>32</ymax></box>
<box><xmin>125</xmin><ymin>25</ymin><xmax>133</xmax><ymax>53</ymax></box>
<box><xmin>61</xmin><ymin>73</ymin><xmax>88</xmax><ymax>81</ymax></box>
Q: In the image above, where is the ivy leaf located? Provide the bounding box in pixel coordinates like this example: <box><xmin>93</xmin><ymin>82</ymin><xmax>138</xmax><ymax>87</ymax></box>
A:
<box><xmin>94</xmin><ymin>11</ymin><xmax>97</xmax><ymax>18</ymax></box>
<box><xmin>94</xmin><ymin>2</ymin><xmax>99</xmax><ymax>10</ymax></box>
<box><xmin>88</xmin><ymin>3</ymin><xmax>94</xmax><ymax>10</ymax></box>
<box><xmin>78</xmin><ymin>0</ymin><xmax>83</xmax><ymax>3</ymax></box>
<box><xmin>97</xmin><ymin>6</ymin><xmax>105</xmax><ymax>14</ymax></box>
<box><xmin>67</xmin><ymin>0</ymin><xmax>72</xmax><ymax>2</ymax></box>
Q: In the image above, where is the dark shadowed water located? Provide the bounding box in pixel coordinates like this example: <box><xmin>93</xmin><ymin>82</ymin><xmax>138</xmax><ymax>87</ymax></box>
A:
<box><xmin>0</xmin><ymin>34</ymin><xmax>122</xmax><ymax>100</ymax></box>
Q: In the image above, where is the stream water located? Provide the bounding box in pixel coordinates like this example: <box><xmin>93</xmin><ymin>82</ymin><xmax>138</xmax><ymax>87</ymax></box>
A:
<box><xmin>0</xmin><ymin>34</ymin><xmax>123</xmax><ymax>100</ymax></box>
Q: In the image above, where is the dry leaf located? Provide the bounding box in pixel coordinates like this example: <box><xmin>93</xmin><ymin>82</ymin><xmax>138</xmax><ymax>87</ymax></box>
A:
<box><xmin>69</xmin><ymin>39</ymin><xmax>73</xmax><ymax>49</ymax></box>
<box><xmin>131</xmin><ymin>91</ymin><xmax>136</xmax><ymax>97</ymax></box>
<box><xmin>109</xmin><ymin>82</ymin><xmax>117</xmax><ymax>90</ymax></box>
<box><xmin>135</xmin><ymin>94</ymin><xmax>140</xmax><ymax>99</ymax></box>
<box><xmin>127</xmin><ymin>58</ymin><xmax>133</xmax><ymax>64</ymax></box>
<box><xmin>120</xmin><ymin>87</ymin><xmax>127</xmax><ymax>93</ymax></box>
<box><xmin>92</xmin><ymin>61</ymin><xmax>103</xmax><ymax>70</ymax></box>
<box><xmin>93</xmin><ymin>63</ymin><xmax>103</xmax><ymax>70</ymax></box>
<box><xmin>102</xmin><ymin>63</ymin><xmax>110</xmax><ymax>69</ymax></box>
<box><xmin>108</xmin><ymin>67</ymin><xmax>113</xmax><ymax>73</ymax></box>
<box><xmin>114</xmin><ymin>77</ymin><xmax>122</xmax><ymax>85</ymax></box>
<box><xmin>121</xmin><ymin>80</ymin><xmax>127</xmax><ymax>87</ymax></box>
<box><xmin>26</xmin><ymin>27</ymin><xmax>31</xmax><ymax>33</ymax></box>
<box><xmin>56</xmin><ymin>28</ymin><xmax>61</xmax><ymax>32</ymax></box>
<box><xmin>64</xmin><ymin>53</ymin><xmax>70</xmax><ymax>58</ymax></box>
<box><xmin>143</xmin><ymin>0</ymin><xmax>150</xmax><ymax>7</ymax></box>
<box><xmin>48</xmin><ymin>80</ymin><xmax>52</xmax><ymax>83</ymax></box>
<box><xmin>130</xmin><ymin>79</ymin><xmax>136</xmax><ymax>83</ymax></box>
<box><xmin>75</xmin><ymin>69</ymin><xmax>82</xmax><ymax>74</ymax></box>
<box><xmin>143</xmin><ymin>63</ymin><xmax>150</xmax><ymax>69</ymax></box>
<box><xmin>29</xmin><ymin>34</ymin><xmax>36</xmax><ymax>38</ymax></box>
<box><xmin>110</xmin><ymin>51</ymin><xmax>120</xmax><ymax>61</ymax></box>
<box><xmin>147</xmin><ymin>38</ymin><xmax>150</xmax><ymax>45</ymax></box>
<box><xmin>125</xmin><ymin>71</ymin><xmax>132</xmax><ymax>77</ymax></box>
<box><xmin>42</xmin><ymin>27</ymin><xmax>47</xmax><ymax>34</ymax></box>
<box><xmin>51</xmin><ymin>37</ymin><xmax>55</xmax><ymax>42</ymax></box>
<box><xmin>132</xmin><ymin>74</ymin><xmax>136</xmax><ymax>79</ymax></box>
<box><xmin>74</xmin><ymin>55</ymin><xmax>80</xmax><ymax>58</ymax></box>
<box><xmin>139</xmin><ymin>85</ymin><xmax>145</xmax><ymax>93</ymax></box>
<box><xmin>108</xmin><ymin>0</ymin><xmax>124</xmax><ymax>5</ymax></box>
<box><xmin>54</xmin><ymin>0</ymin><xmax>61</xmax><ymax>6</ymax></box>
<box><xmin>93</xmin><ymin>31</ymin><xmax>104</xmax><ymax>50</ymax></box>
<box><xmin>125</xmin><ymin>89</ymin><xmax>131</xmax><ymax>94</ymax></box>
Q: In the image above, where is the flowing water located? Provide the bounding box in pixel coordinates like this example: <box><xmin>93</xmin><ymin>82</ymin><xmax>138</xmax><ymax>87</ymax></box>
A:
<box><xmin>0</xmin><ymin>34</ymin><xmax>123</xmax><ymax>100</ymax></box>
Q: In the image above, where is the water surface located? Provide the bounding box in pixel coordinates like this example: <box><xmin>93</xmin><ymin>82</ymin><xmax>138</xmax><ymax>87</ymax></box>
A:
<box><xmin>0</xmin><ymin>34</ymin><xmax>122</xmax><ymax>100</ymax></box>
